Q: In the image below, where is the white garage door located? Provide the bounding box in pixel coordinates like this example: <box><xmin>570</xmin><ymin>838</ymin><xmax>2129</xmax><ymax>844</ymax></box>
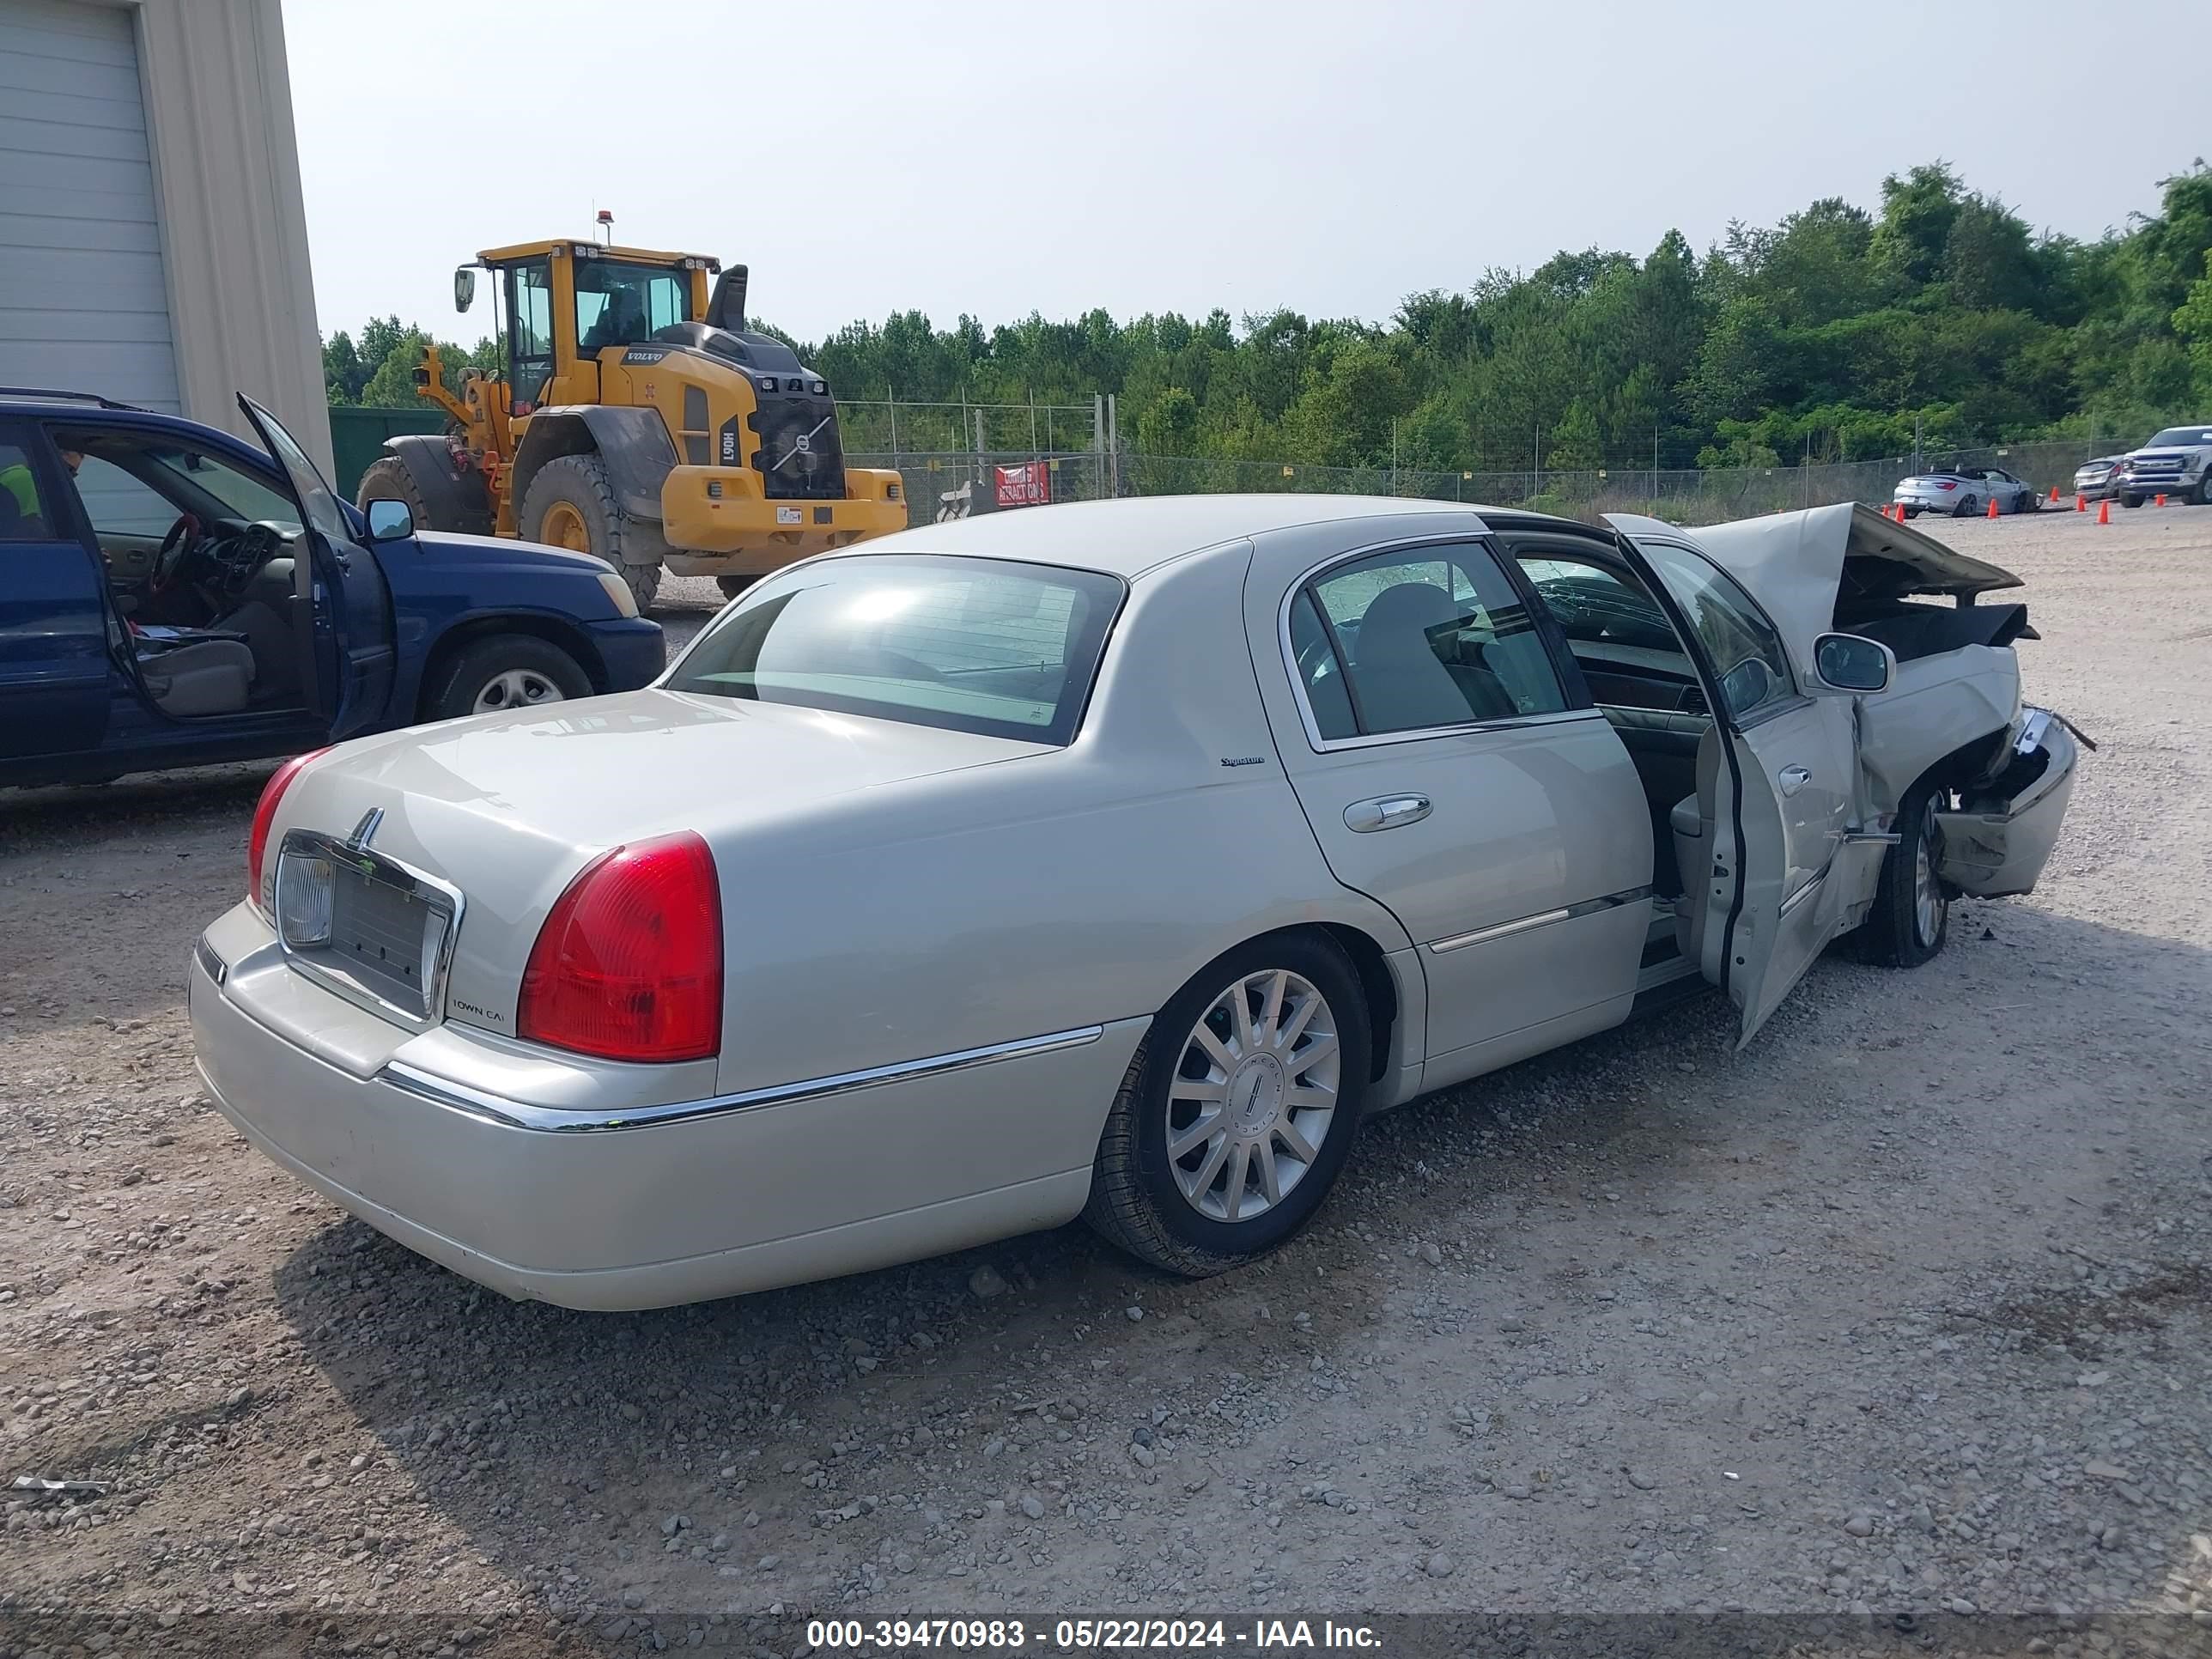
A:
<box><xmin>0</xmin><ymin>0</ymin><xmax>180</xmax><ymax>411</ymax></box>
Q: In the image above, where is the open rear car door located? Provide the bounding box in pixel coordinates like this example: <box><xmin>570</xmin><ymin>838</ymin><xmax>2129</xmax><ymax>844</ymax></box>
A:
<box><xmin>238</xmin><ymin>396</ymin><xmax>392</xmax><ymax>738</ymax></box>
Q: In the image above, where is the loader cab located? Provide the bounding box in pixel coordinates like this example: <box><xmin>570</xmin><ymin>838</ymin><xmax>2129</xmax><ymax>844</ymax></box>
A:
<box><xmin>468</xmin><ymin>240</ymin><xmax>717</xmax><ymax>416</ymax></box>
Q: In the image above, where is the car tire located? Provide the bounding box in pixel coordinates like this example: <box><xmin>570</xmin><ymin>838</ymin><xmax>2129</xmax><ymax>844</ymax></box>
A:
<box><xmin>1856</xmin><ymin>779</ymin><xmax>1950</xmax><ymax>969</ymax></box>
<box><xmin>355</xmin><ymin>455</ymin><xmax>434</xmax><ymax>528</ymax></box>
<box><xmin>2121</xmin><ymin>493</ymin><xmax>2143</xmax><ymax>509</ymax></box>
<box><xmin>1953</xmin><ymin>495</ymin><xmax>1978</xmax><ymax>518</ymax></box>
<box><xmin>2195</xmin><ymin>473</ymin><xmax>2212</xmax><ymax>507</ymax></box>
<box><xmin>422</xmin><ymin>633</ymin><xmax>592</xmax><ymax>722</ymax></box>
<box><xmin>715</xmin><ymin>574</ymin><xmax>758</xmax><ymax>602</ymax></box>
<box><xmin>1900</xmin><ymin>506</ymin><xmax>1920</xmax><ymax>519</ymax></box>
<box><xmin>1083</xmin><ymin>933</ymin><xmax>1371</xmax><ymax>1278</ymax></box>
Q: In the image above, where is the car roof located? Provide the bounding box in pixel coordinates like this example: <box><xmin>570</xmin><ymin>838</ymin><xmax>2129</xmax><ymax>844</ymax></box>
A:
<box><xmin>842</xmin><ymin>493</ymin><xmax>1531</xmax><ymax>578</ymax></box>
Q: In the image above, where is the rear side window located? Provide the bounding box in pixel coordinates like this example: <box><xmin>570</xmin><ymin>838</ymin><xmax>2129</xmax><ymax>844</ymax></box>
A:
<box><xmin>0</xmin><ymin>441</ymin><xmax>52</xmax><ymax>540</ymax></box>
<box><xmin>668</xmin><ymin>554</ymin><xmax>1123</xmax><ymax>745</ymax></box>
<box><xmin>1292</xmin><ymin>540</ymin><xmax>1569</xmax><ymax>738</ymax></box>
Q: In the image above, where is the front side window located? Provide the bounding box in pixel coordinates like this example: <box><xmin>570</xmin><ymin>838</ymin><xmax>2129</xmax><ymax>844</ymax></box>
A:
<box><xmin>575</xmin><ymin>261</ymin><xmax>690</xmax><ymax>354</ymax></box>
<box><xmin>1298</xmin><ymin>541</ymin><xmax>1568</xmax><ymax>738</ymax></box>
<box><xmin>507</xmin><ymin>258</ymin><xmax>555</xmax><ymax>404</ymax></box>
<box><xmin>59</xmin><ymin>432</ymin><xmax>304</xmax><ymax>542</ymax></box>
<box><xmin>1635</xmin><ymin>540</ymin><xmax>1796</xmax><ymax>722</ymax></box>
<box><xmin>667</xmin><ymin>554</ymin><xmax>1123</xmax><ymax>745</ymax></box>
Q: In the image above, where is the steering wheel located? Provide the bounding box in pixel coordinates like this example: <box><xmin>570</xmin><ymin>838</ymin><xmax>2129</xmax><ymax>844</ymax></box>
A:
<box><xmin>149</xmin><ymin>512</ymin><xmax>202</xmax><ymax>594</ymax></box>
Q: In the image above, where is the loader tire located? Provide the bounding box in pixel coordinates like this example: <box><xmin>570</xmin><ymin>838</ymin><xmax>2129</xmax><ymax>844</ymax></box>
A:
<box><xmin>356</xmin><ymin>455</ymin><xmax>436</xmax><ymax>528</ymax></box>
<box><xmin>518</xmin><ymin>453</ymin><xmax>665</xmax><ymax>615</ymax></box>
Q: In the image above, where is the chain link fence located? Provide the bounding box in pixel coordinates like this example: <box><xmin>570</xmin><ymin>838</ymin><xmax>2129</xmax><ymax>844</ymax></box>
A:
<box><xmin>1109</xmin><ymin>437</ymin><xmax>2110</xmax><ymax>526</ymax></box>
<box><xmin>858</xmin><ymin>437</ymin><xmax>2112</xmax><ymax>526</ymax></box>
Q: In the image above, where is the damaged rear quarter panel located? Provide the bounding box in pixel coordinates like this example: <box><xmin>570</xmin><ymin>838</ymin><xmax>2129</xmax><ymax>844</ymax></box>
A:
<box><xmin>1936</xmin><ymin>722</ymin><xmax>2080</xmax><ymax>898</ymax></box>
<box><xmin>1854</xmin><ymin>644</ymin><xmax>2020</xmax><ymax>811</ymax></box>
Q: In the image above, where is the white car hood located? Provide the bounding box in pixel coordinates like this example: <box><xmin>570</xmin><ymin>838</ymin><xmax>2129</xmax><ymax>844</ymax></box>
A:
<box><xmin>1608</xmin><ymin>501</ymin><xmax>2021</xmax><ymax>668</ymax></box>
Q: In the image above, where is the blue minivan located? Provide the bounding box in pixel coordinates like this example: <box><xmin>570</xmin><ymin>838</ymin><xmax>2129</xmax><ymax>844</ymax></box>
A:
<box><xmin>0</xmin><ymin>389</ymin><xmax>664</xmax><ymax>789</ymax></box>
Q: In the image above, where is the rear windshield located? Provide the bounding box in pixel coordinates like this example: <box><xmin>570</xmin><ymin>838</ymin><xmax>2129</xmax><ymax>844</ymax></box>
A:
<box><xmin>2145</xmin><ymin>428</ymin><xmax>2212</xmax><ymax>447</ymax></box>
<box><xmin>667</xmin><ymin>554</ymin><xmax>1124</xmax><ymax>745</ymax></box>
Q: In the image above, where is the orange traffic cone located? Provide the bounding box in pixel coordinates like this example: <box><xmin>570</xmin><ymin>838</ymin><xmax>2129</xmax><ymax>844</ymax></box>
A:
<box><xmin>2075</xmin><ymin>494</ymin><xmax>2086</xmax><ymax>512</ymax></box>
<box><xmin>2097</xmin><ymin>499</ymin><xmax>2111</xmax><ymax>525</ymax></box>
<box><xmin>2047</xmin><ymin>486</ymin><xmax>2059</xmax><ymax>503</ymax></box>
<box><xmin>2155</xmin><ymin>493</ymin><xmax>2167</xmax><ymax>507</ymax></box>
<box><xmin>1986</xmin><ymin>495</ymin><xmax>2001</xmax><ymax>519</ymax></box>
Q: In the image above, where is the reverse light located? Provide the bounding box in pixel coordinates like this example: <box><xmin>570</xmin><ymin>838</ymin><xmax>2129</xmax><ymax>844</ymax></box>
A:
<box><xmin>247</xmin><ymin>748</ymin><xmax>329</xmax><ymax>916</ymax></box>
<box><xmin>518</xmin><ymin>833</ymin><xmax>723</xmax><ymax>1064</ymax></box>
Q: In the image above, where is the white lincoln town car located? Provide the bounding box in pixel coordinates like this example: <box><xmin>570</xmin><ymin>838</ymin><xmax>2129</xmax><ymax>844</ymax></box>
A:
<box><xmin>190</xmin><ymin>495</ymin><xmax>2078</xmax><ymax>1309</ymax></box>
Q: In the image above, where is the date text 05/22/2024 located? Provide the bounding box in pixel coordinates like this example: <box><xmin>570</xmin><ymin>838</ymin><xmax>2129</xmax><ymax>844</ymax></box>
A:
<box><xmin>805</xmin><ymin>1620</ymin><xmax>1383</xmax><ymax>1651</ymax></box>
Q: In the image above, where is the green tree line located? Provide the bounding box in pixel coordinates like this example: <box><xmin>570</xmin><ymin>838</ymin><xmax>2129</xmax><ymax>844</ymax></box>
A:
<box><xmin>326</xmin><ymin>161</ymin><xmax>2212</xmax><ymax>470</ymax></box>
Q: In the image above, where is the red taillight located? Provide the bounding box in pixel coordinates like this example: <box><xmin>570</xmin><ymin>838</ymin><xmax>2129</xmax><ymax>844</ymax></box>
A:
<box><xmin>517</xmin><ymin>833</ymin><xmax>723</xmax><ymax>1064</ymax></box>
<box><xmin>247</xmin><ymin>748</ymin><xmax>328</xmax><ymax>915</ymax></box>
<box><xmin>1934</xmin><ymin>479</ymin><xmax>1959</xmax><ymax>490</ymax></box>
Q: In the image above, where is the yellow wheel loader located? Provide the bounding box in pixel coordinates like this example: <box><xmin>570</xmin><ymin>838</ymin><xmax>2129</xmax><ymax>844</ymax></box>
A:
<box><xmin>356</xmin><ymin>240</ymin><xmax>907</xmax><ymax>610</ymax></box>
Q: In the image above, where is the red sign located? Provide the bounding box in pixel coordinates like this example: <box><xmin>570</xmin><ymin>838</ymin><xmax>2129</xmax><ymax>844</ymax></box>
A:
<box><xmin>994</xmin><ymin>462</ymin><xmax>1051</xmax><ymax>508</ymax></box>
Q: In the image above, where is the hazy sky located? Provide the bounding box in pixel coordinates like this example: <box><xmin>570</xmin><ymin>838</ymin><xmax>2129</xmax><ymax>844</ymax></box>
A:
<box><xmin>284</xmin><ymin>0</ymin><xmax>2200</xmax><ymax>349</ymax></box>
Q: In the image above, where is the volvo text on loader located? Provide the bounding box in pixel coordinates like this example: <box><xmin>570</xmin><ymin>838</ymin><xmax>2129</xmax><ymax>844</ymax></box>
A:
<box><xmin>356</xmin><ymin>240</ymin><xmax>908</xmax><ymax>611</ymax></box>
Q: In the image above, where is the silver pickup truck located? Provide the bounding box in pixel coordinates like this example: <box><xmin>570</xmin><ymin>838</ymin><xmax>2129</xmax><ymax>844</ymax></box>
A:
<box><xmin>2116</xmin><ymin>422</ymin><xmax>2212</xmax><ymax>507</ymax></box>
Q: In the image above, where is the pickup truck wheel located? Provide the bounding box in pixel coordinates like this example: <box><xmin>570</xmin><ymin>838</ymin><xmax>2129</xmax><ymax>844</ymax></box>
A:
<box><xmin>424</xmin><ymin>634</ymin><xmax>592</xmax><ymax>722</ymax></box>
<box><xmin>1856</xmin><ymin>781</ymin><xmax>1950</xmax><ymax>969</ymax></box>
<box><xmin>1084</xmin><ymin>933</ymin><xmax>1370</xmax><ymax>1277</ymax></box>
<box><xmin>2196</xmin><ymin>473</ymin><xmax>2212</xmax><ymax>506</ymax></box>
<box><xmin>2120</xmin><ymin>493</ymin><xmax>2143</xmax><ymax>508</ymax></box>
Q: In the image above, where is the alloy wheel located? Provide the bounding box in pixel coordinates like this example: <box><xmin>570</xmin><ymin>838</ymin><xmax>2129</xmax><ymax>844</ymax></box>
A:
<box><xmin>472</xmin><ymin>667</ymin><xmax>566</xmax><ymax>714</ymax></box>
<box><xmin>1166</xmin><ymin>969</ymin><xmax>1340</xmax><ymax>1224</ymax></box>
<box><xmin>1912</xmin><ymin>793</ymin><xmax>1947</xmax><ymax>948</ymax></box>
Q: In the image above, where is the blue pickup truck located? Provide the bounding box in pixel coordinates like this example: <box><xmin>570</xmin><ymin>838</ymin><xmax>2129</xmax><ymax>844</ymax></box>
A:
<box><xmin>0</xmin><ymin>389</ymin><xmax>664</xmax><ymax>790</ymax></box>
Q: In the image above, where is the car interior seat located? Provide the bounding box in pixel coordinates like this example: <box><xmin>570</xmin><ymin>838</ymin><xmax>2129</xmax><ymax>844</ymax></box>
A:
<box><xmin>1352</xmin><ymin>581</ymin><xmax>1514</xmax><ymax>730</ymax></box>
<box><xmin>137</xmin><ymin>635</ymin><xmax>255</xmax><ymax>717</ymax></box>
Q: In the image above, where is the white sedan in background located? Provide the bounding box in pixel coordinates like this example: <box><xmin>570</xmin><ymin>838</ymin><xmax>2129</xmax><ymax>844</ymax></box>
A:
<box><xmin>190</xmin><ymin>496</ymin><xmax>2078</xmax><ymax>1310</ymax></box>
<box><xmin>1893</xmin><ymin>465</ymin><xmax>2040</xmax><ymax>517</ymax></box>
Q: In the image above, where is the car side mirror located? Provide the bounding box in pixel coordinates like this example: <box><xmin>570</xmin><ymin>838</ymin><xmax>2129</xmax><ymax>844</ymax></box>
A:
<box><xmin>453</xmin><ymin>266</ymin><xmax>477</xmax><ymax>313</ymax></box>
<box><xmin>1812</xmin><ymin>631</ymin><xmax>1894</xmax><ymax>694</ymax></box>
<box><xmin>364</xmin><ymin>497</ymin><xmax>414</xmax><ymax>543</ymax></box>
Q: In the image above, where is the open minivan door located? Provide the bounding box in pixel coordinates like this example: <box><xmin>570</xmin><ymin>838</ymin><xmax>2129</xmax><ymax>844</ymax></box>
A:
<box><xmin>1605</xmin><ymin>517</ymin><xmax>1870</xmax><ymax>1047</ymax></box>
<box><xmin>238</xmin><ymin>395</ymin><xmax>393</xmax><ymax>739</ymax></box>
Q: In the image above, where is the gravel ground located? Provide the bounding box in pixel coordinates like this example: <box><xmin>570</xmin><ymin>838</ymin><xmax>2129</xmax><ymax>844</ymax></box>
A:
<box><xmin>1</xmin><ymin>511</ymin><xmax>2209</xmax><ymax>1654</ymax></box>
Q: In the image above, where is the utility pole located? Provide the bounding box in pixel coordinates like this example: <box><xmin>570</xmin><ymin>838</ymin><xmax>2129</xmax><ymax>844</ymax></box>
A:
<box><xmin>1028</xmin><ymin>390</ymin><xmax>1038</xmax><ymax>459</ymax></box>
<box><xmin>1913</xmin><ymin>411</ymin><xmax>1923</xmax><ymax>478</ymax></box>
<box><xmin>1391</xmin><ymin>420</ymin><xmax>1399</xmax><ymax>495</ymax></box>
<box><xmin>1533</xmin><ymin>422</ymin><xmax>1541</xmax><ymax>501</ymax></box>
<box><xmin>887</xmin><ymin>390</ymin><xmax>899</xmax><ymax>467</ymax></box>
<box><xmin>1093</xmin><ymin>393</ymin><xmax>1105</xmax><ymax>500</ymax></box>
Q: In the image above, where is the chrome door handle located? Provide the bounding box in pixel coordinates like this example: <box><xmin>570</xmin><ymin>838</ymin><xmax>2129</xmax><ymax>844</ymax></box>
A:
<box><xmin>1345</xmin><ymin>793</ymin><xmax>1431</xmax><ymax>833</ymax></box>
<box><xmin>1777</xmin><ymin>765</ymin><xmax>1812</xmax><ymax>796</ymax></box>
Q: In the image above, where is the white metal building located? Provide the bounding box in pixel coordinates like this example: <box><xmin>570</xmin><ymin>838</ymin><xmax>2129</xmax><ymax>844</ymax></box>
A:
<box><xmin>0</xmin><ymin>0</ymin><xmax>328</xmax><ymax>467</ymax></box>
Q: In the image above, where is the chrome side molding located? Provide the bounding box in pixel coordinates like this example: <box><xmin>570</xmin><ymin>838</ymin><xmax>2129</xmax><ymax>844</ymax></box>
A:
<box><xmin>380</xmin><ymin>1024</ymin><xmax>1109</xmax><ymax>1134</ymax></box>
<box><xmin>1428</xmin><ymin>885</ymin><xmax>1654</xmax><ymax>956</ymax></box>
